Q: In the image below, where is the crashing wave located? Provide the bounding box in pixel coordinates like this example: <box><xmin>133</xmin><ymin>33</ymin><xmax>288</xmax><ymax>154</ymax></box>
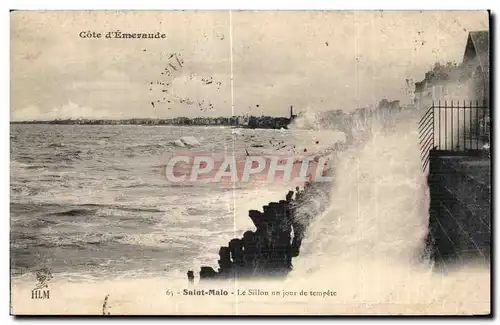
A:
<box><xmin>171</xmin><ymin>136</ymin><xmax>201</xmax><ymax>147</ymax></box>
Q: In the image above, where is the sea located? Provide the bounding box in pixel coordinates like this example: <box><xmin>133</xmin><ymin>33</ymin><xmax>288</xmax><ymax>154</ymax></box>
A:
<box><xmin>9</xmin><ymin>111</ymin><xmax>490</xmax><ymax>315</ymax></box>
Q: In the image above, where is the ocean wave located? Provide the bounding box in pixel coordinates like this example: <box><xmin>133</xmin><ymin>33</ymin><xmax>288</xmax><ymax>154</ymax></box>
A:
<box><xmin>23</xmin><ymin>164</ymin><xmax>50</xmax><ymax>170</ymax></box>
<box><xmin>171</xmin><ymin>136</ymin><xmax>202</xmax><ymax>147</ymax></box>
<box><xmin>47</xmin><ymin>208</ymin><xmax>98</xmax><ymax>217</ymax></box>
<box><xmin>47</xmin><ymin>142</ymin><xmax>65</xmax><ymax>148</ymax></box>
<box><xmin>119</xmin><ymin>207</ymin><xmax>165</xmax><ymax>213</ymax></box>
<box><xmin>185</xmin><ymin>207</ymin><xmax>209</xmax><ymax>216</ymax></box>
<box><xmin>24</xmin><ymin>218</ymin><xmax>60</xmax><ymax>228</ymax></box>
<box><xmin>10</xmin><ymin>184</ymin><xmax>42</xmax><ymax>197</ymax></box>
<box><xmin>111</xmin><ymin>183</ymin><xmax>168</xmax><ymax>189</ymax></box>
<box><xmin>109</xmin><ymin>166</ymin><xmax>130</xmax><ymax>172</ymax></box>
<box><xmin>125</xmin><ymin>143</ymin><xmax>164</xmax><ymax>150</ymax></box>
<box><xmin>171</xmin><ymin>139</ymin><xmax>186</xmax><ymax>147</ymax></box>
<box><xmin>10</xmin><ymin>160</ymin><xmax>32</xmax><ymax>168</ymax></box>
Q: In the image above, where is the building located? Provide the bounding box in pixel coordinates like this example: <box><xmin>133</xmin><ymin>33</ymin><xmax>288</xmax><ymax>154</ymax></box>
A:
<box><xmin>244</xmin><ymin>106</ymin><xmax>297</xmax><ymax>129</ymax></box>
<box><xmin>461</xmin><ymin>30</ymin><xmax>490</xmax><ymax>104</ymax></box>
<box><xmin>414</xmin><ymin>62</ymin><xmax>463</xmax><ymax>109</ymax></box>
<box><xmin>414</xmin><ymin>30</ymin><xmax>489</xmax><ymax>109</ymax></box>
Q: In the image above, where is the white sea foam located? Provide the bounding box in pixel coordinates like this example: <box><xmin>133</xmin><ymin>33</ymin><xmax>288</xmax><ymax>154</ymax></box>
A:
<box><xmin>287</xmin><ymin>108</ymin><xmax>490</xmax><ymax>314</ymax></box>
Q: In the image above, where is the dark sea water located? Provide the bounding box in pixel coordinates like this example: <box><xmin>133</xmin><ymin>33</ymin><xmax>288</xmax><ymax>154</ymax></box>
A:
<box><xmin>10</xmin><ymin>124</ymin><xmax>332</xmax><ymax>280</ymax></box>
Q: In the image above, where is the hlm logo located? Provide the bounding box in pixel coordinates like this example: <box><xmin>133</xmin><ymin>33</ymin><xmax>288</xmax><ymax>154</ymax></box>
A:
<box><xmin>31</xmin><ymin>268</ymin><xmax>52</xmax><ymax>300</ymax></box>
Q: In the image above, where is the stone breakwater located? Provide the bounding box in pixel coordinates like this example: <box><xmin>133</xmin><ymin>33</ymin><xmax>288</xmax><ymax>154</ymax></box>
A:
<box><xmin>188</xmin><ymin>181</ymin><xmax>331</xmax><ymax>282</ymax></box>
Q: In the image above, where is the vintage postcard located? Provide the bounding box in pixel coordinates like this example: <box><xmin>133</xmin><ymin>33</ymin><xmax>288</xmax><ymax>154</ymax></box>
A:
<box><xmin>10</xmin><ymin>10</ymin><xmax>491</xmax><ymax>315</ymax></box>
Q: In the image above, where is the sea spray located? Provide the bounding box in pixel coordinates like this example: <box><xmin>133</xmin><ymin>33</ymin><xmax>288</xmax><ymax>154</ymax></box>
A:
<box><xmin>297</xmin><ymin>110</ymin><xmax>429</xmax><ymax>266</ymax></box>
<box><xmin>282</xmin><ymin>109</ymin><xmax>490</xmax><ymax>313</ymax></box>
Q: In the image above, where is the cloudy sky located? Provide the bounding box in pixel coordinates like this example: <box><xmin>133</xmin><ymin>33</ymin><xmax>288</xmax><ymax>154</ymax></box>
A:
<box><xmin>10</xmin><ymin>10</ymin><xmax>488</xmax><ymax>120</ymax></box>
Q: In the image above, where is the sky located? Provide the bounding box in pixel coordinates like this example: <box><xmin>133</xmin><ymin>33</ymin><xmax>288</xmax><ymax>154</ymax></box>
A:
<box><xmin>10</xmin><ymin>10</ymin><xmax>489</xmax><ymax>120</ymax></box>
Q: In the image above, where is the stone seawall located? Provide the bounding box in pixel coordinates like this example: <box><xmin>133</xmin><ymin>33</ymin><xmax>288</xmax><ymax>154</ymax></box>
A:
<box><xmin>426</xmin><ymin>150</ymin><xmax>491</xmax><ymax>265</ymax></box>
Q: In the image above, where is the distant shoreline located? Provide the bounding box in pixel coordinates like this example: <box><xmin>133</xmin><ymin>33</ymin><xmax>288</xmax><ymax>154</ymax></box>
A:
<box><xmin>10</xmin><ymin>122</ymin><xmax>238</xmax><ymax>127</ymax></box>
<box><xmin>10</xmin><ymin>121</ymin><xmax>230</xmax><ymax>125</ymax></box>
<box><xmin>9</xmin><ymin>121</ymin><xmax>291</xmax><ymax>130</ymax></box>
<box><xmin>10</xmin><ymin>117</ymin><xmax>294</xmax><ymax>129</ymax></box>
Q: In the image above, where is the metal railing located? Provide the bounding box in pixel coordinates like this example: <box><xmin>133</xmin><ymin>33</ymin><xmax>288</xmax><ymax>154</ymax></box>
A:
<box><xmin>419</xmin><ymin>105</ymin><xmax>434</xmax><ymax>171</ymax></box>
<box><xmin>419</xmin><ymin>100</ymin><xmax>490</xmax><ymax>171</ymax></box>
